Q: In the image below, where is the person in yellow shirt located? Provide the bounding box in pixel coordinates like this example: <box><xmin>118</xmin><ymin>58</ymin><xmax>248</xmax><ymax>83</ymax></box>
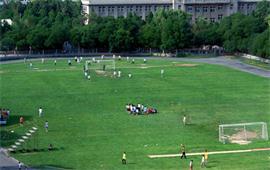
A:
<box><xmin>204</xmin><ymin>150</ymin><xmax>208</xmax><ymax>166</ymax></box>
<box><xmin>122</xmin><ymin>152</ymin><xmax>127</xmax><ymax>164</ymax></box>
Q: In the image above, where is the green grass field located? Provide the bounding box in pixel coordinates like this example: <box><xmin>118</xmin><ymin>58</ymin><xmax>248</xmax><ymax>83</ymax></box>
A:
<box><xmin>1</xmin><ymin>58</ymin><xmax>270</xmax><ymax>170</ymax></box>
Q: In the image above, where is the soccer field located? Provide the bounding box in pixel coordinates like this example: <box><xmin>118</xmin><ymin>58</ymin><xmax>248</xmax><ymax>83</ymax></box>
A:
<box><xmin>0</xmin><ymin>58</ymin><xmax>269</xmax><ymax>169</ymax></box>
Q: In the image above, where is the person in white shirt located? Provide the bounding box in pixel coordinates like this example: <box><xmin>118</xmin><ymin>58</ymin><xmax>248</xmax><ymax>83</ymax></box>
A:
<box><xmin>41</xmin><ymin>58</ymin><xmax>44</xmax><ymax>63</ymax></box>
<box><xmin>128</xmin><ymin>73</ymin><xmax>132</xmax><ymax>78</ymax></box>
<box><xmin>201</xmin><ymin>155</ymin><xmax>206</xmax><ymax>168</ymax></box>
<box><xmin>38</xmin><ymin>107</ymin><xmax>43</xmax><ymax>117</ymax></box>
<box><xmin>161</xmin><ymin>69</ymin><xmax>164</xmax><ymax>78</ymax></box>
<box><xmin>18</xmin><ymin>161</ymin><xmax>22</xmax><ymax>170</ymax></box>
<box><xmin>118</xmin><ymin>71</ymin><xmax>121</xmax><ymax>78</ymax></box>
<box><xmin>144</xmin><ymin>58</ymin><xmax>147</xmax><ymax>63</ymax></box>
<box><xmin>126</xmin><ymin>56</ymin><xmax>129</xmax><ymax>61</ymax></box>
<box><xmin>113</xmin><ymin>71</ymin><xmax>117</xmax><ymax>77</ymax></box>
<box><xmin>45</xmin><ymin>120</ymin><xmax>49</xmax><ymax>132</ymax></box>
<box><xmin>54</xmin><ymin>59</ymin><xmax>57</xmax><ymax>66</ymax></box>
<box><xmin>183</xmin><ymin>115</ymin><xmax>186</xmax><ymax>126</ymax></box>
<box><xmin>29</xmin><ymin>62</ymin><xmax>33</xmax><ymax>68</ymax></box>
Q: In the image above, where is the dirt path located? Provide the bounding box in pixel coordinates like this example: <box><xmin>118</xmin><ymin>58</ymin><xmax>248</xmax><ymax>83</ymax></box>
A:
<box><xmin>148</xmin><ymin>147</ymin><xmax>270</xmax><ymax>158</ymax></box>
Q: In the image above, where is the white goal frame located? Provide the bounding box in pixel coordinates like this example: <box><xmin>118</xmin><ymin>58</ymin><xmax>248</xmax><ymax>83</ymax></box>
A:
<box><xmin>85</xmin><ymin>59</ymin><xmax>115</xmax><ymax>71</ymax></box>
<box><xmin>219</xmin><ymin>122</ymin><xmax>268</xmax><ymax>144</ymax></box>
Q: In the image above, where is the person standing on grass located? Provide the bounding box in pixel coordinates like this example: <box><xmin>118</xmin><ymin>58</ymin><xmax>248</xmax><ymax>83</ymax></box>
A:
<box><xmin>183</xmin><ymin>115</ymin><xmax>187</xmax><ymax>126</ymax></box>
<box><xmin>19</xmin><ymin>116</ymin><xmax>24</xmax><ymax>126</ymax></box>
<box><xmin>29</xmin><ymin>62</ymin><xmax>33</xmax><ymax>69</ymax></box>
<box><xmin>122</xmin><ymin>152</ymin><xmax>127</xmax><ymax>164</ymax></box>
<box><xmin>38</xmin><ymin>107</ymin><xmax>43</xmax><ymax>117</ymax></box>
<box><xmin>54</xmin><ymin>59</ymin><xmax>57</xmax><ymax>66</ymax></box>
<box><xmin>118</xmin><ymin>71</ymin><xmax>121</xmax><ymax>78</ymax></box>
<box><xmin>189</xmin><ymin>160</ymin><xmax>193</xmax><ymax>170</ymax></box>
<box><xmin>180</xmin><ymin>144</ymin><xmax>187</xmax><ymax>159</ymax></box>
<box><xmin>161</xmin><ymin>69</ymin><xmax>164</xmax><ymax>78</ymax></box>
<box><xmin>204</xmin><ymin>150</ymin><xmax>208</xmax><ymax>167</ymax></box>
<box><xmin>201</xmin><ymin>155</ymin><xmax>206</xmax><ymax>168</ymax></box>
<box><xmin>45</xmin><ymin>120</ymin><xmax>48</xmax><ymax>132</ymax></box>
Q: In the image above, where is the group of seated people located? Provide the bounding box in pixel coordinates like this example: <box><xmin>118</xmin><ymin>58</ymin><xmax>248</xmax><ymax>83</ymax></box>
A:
<box><xmin>125</xmin><ymin>103</ymin><xmax>158</xmax><ymax>115</ymax></box>
<box><xmin>0</xmin><ymin>108</ymin><xmax>10</xmax><ymax>124</ymax></box>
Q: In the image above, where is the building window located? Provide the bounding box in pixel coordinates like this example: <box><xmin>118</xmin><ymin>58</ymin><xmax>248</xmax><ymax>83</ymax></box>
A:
<box><xmin>218</xmin><ymin>5</ymin><xmax>222</xmax><ymax>10</ymax></box>
<box><xmin>218</xmin><ymin>14</ymin><xmax>223</xmax><ymax>20</ymax></box>
<box><xmin>195</xmin><ymin>7</ymin><xmax>200</xmax><ymax>12</ymax></box>
<box><xmin>187</xmin><ymin>6</ymin><xmax>193</xmax><ymax>12</ymax></box>
<box><xmin>210</xmin><ymin>6</ymin><xmax>215</xmax><ymax>12</ymax></box>
<box><xmin>230</xmin><ymin>4</ymin><xmax>233</xmax><ymax>10</ymax></box>
<box><xmin>203</xmin><ymin>7</ymin><xmax>208</xmax><ymax>12</ymax></box>
<box><xmin>178</xmin><ymin>5</ymin><xmax>181</xmax><ymax>9</ymax></box>
<box><xmin>210</xmin><ymin>18</ymin><xmax>215</xmax><ymax>23</ymax></box>
<box><xmin>247</xmin><ymin>4</ymin><xmax>250</xmax><ymax>9</ymax></box>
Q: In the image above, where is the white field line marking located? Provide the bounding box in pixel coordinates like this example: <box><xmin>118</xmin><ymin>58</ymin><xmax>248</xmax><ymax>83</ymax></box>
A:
<box><xmin>148</xmin><ymin>148</ymin><xmax>270</xmax><ymax>158</ymax></box>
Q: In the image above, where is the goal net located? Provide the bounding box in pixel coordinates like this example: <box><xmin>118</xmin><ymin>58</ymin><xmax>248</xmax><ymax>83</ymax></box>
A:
<box><xmin>219</xmin><ymin>122</ymin><xmax>268</xmax><ymax>144</ymax></box>
<box><xmin>85</xmin><ymin>59</ymin><xmax>115</xmax><ymax>72</ymax></box>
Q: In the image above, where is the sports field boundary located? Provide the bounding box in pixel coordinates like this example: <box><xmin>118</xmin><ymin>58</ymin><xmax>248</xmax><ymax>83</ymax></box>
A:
<box><xmin>148</xmin><ymin>147</ymin><xmax>270</xmax><ymax>158</ymax></box>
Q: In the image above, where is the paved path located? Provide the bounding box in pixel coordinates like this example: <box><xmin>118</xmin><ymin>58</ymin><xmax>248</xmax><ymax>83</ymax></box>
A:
<box><xmin>0</xmin><ymin>148</ymin><xmax>20</xmax><ymax>170</ymax></box>
<box><xmin>0</xmin><ymin>148</ymin><xmax>36</xmax><ymax>170</ymax></box>
<box><xmin>148</xmin><ymin>147</ymin><xmax>270</xmax><ymax>158</ymax></box>
<box><xmin>173</xmin><ymin>56</ymin><xmax>270</xmax><ymax>78</ymax></box>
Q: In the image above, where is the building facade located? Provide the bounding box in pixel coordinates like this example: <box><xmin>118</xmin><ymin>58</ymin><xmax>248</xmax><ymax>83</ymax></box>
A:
<box><xmin>82</xmin><ymin>0</ymin><xmax>268</xmax><ymax>22</ymax></box>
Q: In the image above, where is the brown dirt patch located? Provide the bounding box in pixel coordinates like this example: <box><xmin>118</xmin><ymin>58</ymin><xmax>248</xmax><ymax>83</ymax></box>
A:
<box><xmin>175</xmin><ymin>64</ymin><xmax>198</xmax><ymax>67</ymax></box>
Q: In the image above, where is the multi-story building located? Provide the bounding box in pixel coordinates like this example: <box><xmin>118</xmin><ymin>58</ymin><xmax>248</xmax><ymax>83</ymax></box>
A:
<box><xmin>81</xmin><ymin>0</ymin><xmax>268</xmax><ymax>22</ymax></box>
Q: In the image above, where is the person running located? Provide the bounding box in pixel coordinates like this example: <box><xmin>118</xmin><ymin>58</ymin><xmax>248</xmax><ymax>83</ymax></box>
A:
<box><xmin>45</xmin><ymin>120</ymin><xmax>48</xmax><ymax>132</ymax></box>
<box><xmin>183</xmin><ymin>115</ymin><xmax>187</xmax><ymax>126</ymax></box>
<box><xmin>180</xmin><ymin>144</ymin><xmax>187</xmax><ymax>159</ymax></box>
<box><xmin>189</xmin><ymin>160</ymin><xmax>193</xmax><ymax>170</ymax></box>
<box><xmin>38</xmin><ymin>107</ymin><xmax>43</xmax><ymax>117</ymax></box>
<box><xmin>122</xmin><ymin>152</ymin><xmax>127</xmax><ymax>164</ymax></box>
<box><xmin>201</xmin><ymin>155</ymin><xmax>206</xmax><ymax>168</ymax></box>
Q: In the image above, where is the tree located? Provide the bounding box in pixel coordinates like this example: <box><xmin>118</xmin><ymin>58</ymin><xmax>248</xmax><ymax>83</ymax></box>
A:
<box><xmin>109</xmin><ymin>28</ymin><xmax>133</xmax><ymax>52</ymax></box>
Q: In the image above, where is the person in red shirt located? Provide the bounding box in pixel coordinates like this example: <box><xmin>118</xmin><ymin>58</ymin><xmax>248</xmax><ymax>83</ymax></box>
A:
<box><xmin>19</xmin><ymin>116</ymin><xmax>24</xmax><ymax>126</ymax></box>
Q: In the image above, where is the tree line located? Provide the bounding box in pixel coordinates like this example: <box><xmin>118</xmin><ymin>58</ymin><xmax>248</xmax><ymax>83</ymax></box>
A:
<box><xmin>0</xmin><ymin>0</ymin><xmax>269</xmax><ymax>58</ymax></box>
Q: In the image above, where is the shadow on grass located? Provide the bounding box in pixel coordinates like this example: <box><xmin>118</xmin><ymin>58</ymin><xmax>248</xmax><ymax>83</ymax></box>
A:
<box><xmin>12</xmin><ymin>147</ymin><xmax>65</xmax><ymax>155</ymax></box>
<box><xmin>0</xmin><ymin>130</ymin><xmax>21</xmax><ymax>147</ymax></box>
<box><xmin>32</xmin><ymin>165</ymin><xmax>73</xmax><ymax>170</ymax></box>
<box><xmin>206</xmin><ymin>160</ymin><xmax>218</xmax><ymax>168</ymax></box>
